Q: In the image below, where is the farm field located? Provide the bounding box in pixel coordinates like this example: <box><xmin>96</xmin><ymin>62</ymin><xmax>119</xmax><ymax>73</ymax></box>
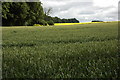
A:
<box><xmin>2</xmin><ymin>22</ymin><xmax>119</xmax><ymax>78</ymax></box>
<box><xmin>54</xmin><ymin>21</ymin><xmax>117</xmax><ymax>26</ymax></box>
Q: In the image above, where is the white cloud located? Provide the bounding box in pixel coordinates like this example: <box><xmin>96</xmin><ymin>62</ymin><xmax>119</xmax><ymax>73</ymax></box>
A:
<box><xmin>41</xmin><ymin>0</ymin><xmax>66</xmax><ymax>7</ymax></box>
<box><xmin>41</xmin><ymin>0</ymin><xmax>119</xmax><ymax>22</ymax></box>
<box><xmin>93</xmin><ymin>0</ymin><xmax>119</xmax><ymax>7</ymax></box>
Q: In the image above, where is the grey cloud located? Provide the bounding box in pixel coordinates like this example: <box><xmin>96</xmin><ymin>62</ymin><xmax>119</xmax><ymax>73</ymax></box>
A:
<box><xmin>51</xmin><ymin>2</ymin><xmax>93</xmax><ymax>15</ymax></box>
<box><xmin>41</xmin><ymin>0</ymin><xmax>92</xmax><ymax>2</ymax></box>
<box><xmin>79</xmin><ymin>10</ymin><xmax>95</xmax><ymax>15</ymax></box>
<box><xmin>110</xmin><ymin>10</ymin><xmax>118</xmax><ymax>15</ymax></box>
<box><xmin>42</xmin><ymin>0</ymin><xmax>118</xmax><ymax>22</ymax></box>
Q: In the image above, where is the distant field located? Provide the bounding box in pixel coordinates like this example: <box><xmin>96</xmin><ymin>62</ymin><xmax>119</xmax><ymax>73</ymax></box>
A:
<box><xmin>54</xmin><ymin>21</ymin><xmax>118</xmax><ymax>26</ymax></box>
<box><xmin>2</xmin><ymin>22</ymin><xmax>119</xmax><ymax>78</ymax></box>
<box><xmin>54</xmin><ymin>22</ymin><xmax>102</xmax><ymax>26</ymax></box>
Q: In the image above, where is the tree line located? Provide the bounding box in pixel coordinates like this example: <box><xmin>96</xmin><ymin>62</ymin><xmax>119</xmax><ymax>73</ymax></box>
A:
<box><xmin>2</xmin><ymin>2</ymin><xmax>79</xmax><ymax>26</ymax></box>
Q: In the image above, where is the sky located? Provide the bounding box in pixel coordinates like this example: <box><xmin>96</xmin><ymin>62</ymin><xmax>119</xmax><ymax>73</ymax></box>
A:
<box><xmin>41</xmin><ymin>0</ymin><xmax>119</xmax><ymax>22</ymax></box>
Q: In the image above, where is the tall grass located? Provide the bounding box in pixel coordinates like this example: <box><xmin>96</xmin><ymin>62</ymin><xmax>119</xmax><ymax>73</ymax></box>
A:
<box><xmin>2</xmin><ymin>22</ymin><xmax>119</xmax><ymax>78</ymax></box>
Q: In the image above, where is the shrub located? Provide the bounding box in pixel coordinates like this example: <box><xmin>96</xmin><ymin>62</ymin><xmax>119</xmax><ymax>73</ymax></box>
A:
<box><xmin>38</xmin><ymin>20</ymin><xmax>48</xmax><ymax>26</ymax></box>
<box><xmin>33</xmin><ymin>24</ymin><xmax>41</xmax><ymax>26</ymax></box>
<box><xmin>47</xmin><ymin>20</ymin><xmax>54</xmax><ymax>25</ymax></box>
<box><xmin>44</xmin><ymin>21</ymin><xmax>48</xmax><ymax>26</ymax></box>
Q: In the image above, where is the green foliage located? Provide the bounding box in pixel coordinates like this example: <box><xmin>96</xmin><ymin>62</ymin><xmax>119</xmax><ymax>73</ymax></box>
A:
<box><xmin>38</xmin><ymin>20</ymin><xmax>47</xmax><ymax>26</ymax></box>
<box><xmin>47</xmin><ymin>20</ymin><xmax>54</xmax><ymax>25</ymax></box>
<box><xmin>52</xmin><ymin>17</ymin><xmax>79</xmax><ymax>23</ymax></box>
<box><xmin>44</xmin><ymin>15</ymin><xmax>53</xmax><ymax>21</ymax></box>
<box><xmin>2</xmin><ymin>22</ymin><xmax>118</xmax><ymax>78</ymax></box>
<box><xmin>52</xmin><ymin>17</ymin><xmax>62</xmax><ymax>23</ymax></box>
<box><xmin>2</xmin><ymin>2</ymin><xmax>30</xmax><ymax>26</ymax></box>
<box><xmin>2</xmin><ymin>2</ymin><xmax>44</xmax><ymax>26</ymax></box>
<box><xmin>26</xmin><ymin>2</ymin><xmax>44</xmax><ymax>25</ymax></box>
<box><xmin>2</xmin><ymin>2</ymin><xmax>10</xmax><ymax>19</ymax></box>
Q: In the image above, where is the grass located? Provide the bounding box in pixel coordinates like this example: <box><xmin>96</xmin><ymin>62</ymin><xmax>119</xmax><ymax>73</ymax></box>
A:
<box><xmin>2</xmin><ymin>22</ymin><xmax>119</xmax><ymax>78</ymax></box>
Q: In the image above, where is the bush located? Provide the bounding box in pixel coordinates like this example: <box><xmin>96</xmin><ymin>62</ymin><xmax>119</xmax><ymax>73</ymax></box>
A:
<box><xmin>44</xmin><ymin>21</ymin><xmax>48</xmax><ymax>26</ymax></box>
<box><xmin>38</xmin><ymin>20</ymin><xmax>48</xmax><ymax>26</ymax></box>
<box><xmin>47</xmin><ymin>20</ymin><xmax>54</xmax><ymax>25</ymax></box>
<box><xmin>33</xmin><ymin>24</ymin><xmax>42</xmax><ymax>26</ymax></box>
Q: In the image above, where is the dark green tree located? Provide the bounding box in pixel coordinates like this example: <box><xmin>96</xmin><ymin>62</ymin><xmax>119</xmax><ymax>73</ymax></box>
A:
<box><xmin>2</xmin><ymin>2</ymin><xmax>29</xmax><ymax>26</ymax></box>
<box><xmin>27</xmin><ymin>2</ymin><xmax>44</xmax><ymax>26</ymax></box>
<box><xmin>52</xmin><ymin>17</ymin><xmax>62</xmax><ymax>23</ymax></box>
<box><xmin>47</xmin><ymin>20</ymin><xmax>54</xmax><ymax>25</ymax></box>
<box><xmin>2</xmin><ymin>2</ymin><xmax>45</xmax><ymax>26</ymax></box>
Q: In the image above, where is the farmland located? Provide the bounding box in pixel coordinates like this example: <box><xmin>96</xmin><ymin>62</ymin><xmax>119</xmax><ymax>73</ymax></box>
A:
<box><xmin>2</xmin><ymin>22</ymin><xmax>119</xmax><ymax>78</ymax></box>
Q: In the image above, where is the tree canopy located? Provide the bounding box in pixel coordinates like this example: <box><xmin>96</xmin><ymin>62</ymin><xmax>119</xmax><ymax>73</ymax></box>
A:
<box><xmin>2</xmin><ymin>2</ymin><xmax>44</xmax><ymax>26</ymax></box>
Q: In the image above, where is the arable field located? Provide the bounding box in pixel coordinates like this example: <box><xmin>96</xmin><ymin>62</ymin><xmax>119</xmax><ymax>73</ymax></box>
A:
<box><xmin>2</xmin><ymin>22</ymin><xmax>119</xmax><ymax>78</ymax></box>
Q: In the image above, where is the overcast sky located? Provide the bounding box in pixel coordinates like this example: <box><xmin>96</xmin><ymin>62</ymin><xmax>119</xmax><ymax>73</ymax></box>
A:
<box><xmin>41</xmin><ymin>0</ymin><xmax>119</xmax><ymax>22</ymax></box>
